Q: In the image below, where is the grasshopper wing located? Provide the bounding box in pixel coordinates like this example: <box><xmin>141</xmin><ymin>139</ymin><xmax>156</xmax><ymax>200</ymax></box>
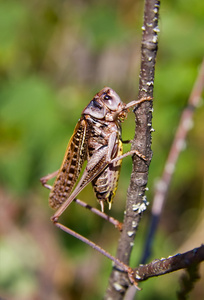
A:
<box><xmin>52</xmin><ymin>145</ymin><xmax>111</xmax><ymax>219</ymax></box>
<box><xmin>49</xmin><ymin>118</ymin><xmax>89</xmax><ymax>209</ymax></box>
<box><xmin>52</xmin><ymin>132</ymin><xmax>118</xmax><ymax>218</ymax></box>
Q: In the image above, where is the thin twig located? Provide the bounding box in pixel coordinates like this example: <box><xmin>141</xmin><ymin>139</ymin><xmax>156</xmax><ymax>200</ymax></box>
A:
<box><xmin>134</xmin><ymin>245</ymin><xmax>204</xmax><ymax>281</ymax></box>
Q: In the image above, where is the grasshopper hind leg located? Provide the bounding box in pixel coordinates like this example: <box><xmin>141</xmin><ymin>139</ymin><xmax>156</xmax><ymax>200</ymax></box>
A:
<box><xmin>52</xmin><ymin>220</ymin><xmax>139</xmax><ymax>289</ymax></box>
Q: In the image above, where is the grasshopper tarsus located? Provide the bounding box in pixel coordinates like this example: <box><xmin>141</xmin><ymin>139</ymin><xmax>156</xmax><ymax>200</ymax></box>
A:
<box><xmin>40</xmin><ymin>175</ymin><xmax>53</xmax><ymax>190</ymax></box>
<box><xmin>51</xmin><ymin>215</ymin><xmax>58</xmax><ymax>223</ymax></box>
<box><xmin>115</xmin><ymin>222</ymin><xmax>123</xmax><ymax>232</ymax></box>
<box><xmin>128</xmin><ymin>269</ymin><xmax>141</xmax><ymax>290</ymax></box>
<box><xmin>40</xmin><ymin>170</ymin><xmax>59</xmax><ymax>187</ymax></box>
<box><xmin>40</xmin><ymin>177</ymin><xmax>46</xmax><ymax>185</ymax></box>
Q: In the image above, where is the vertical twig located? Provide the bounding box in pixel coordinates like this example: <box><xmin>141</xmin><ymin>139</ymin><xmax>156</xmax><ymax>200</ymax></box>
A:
<box><xmin>105</xmin><ymin>1</ymin><xmax>160</xmax><ymax>299</ymax></box>
<box><xmin>141</xmin><ymin>59</ymin><xmax>204</xmax><ymax>265</ymax></box>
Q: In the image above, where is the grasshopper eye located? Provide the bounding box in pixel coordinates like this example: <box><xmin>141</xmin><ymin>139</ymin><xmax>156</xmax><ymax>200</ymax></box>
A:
<box><xmin>103</xmin><ymin>94</ymin><xmax>113</xmax><ymax>107</ymax></box>
<box><xmin>102</xmin><ymin>90</ymin><xmax>122</xmax><ymax>111</ymax></box>
<box><xmin>104</xmin><ymin>95</ymin><xmax>111</xmax><ymax>100</ymax></box>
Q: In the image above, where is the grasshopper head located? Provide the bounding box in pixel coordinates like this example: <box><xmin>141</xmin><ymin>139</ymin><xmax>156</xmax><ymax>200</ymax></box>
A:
<box><xmin>82</xmin><ymin>87</ymin><xmax>127</xmax><ymax>121</ymax></box>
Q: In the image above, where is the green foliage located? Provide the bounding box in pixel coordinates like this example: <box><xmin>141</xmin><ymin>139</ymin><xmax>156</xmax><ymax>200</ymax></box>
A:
<box><xmin>0</xmin><ymin>75</ymin><xmax>60</xmax><ymax>191</ymax></box>
<box><xmin>81</xmin><ymin>3</ymin><xmax>130</xmax><ymax>51</ymax></box>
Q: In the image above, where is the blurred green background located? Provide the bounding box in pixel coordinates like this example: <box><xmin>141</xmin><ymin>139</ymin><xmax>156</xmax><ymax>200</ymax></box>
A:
<box><xmin>0</xmin><ymin>0</ymin><xmax>203</xmax><ymax>299</ymax></box>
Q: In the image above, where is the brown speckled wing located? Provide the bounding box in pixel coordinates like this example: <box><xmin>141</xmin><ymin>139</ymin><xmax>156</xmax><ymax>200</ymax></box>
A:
<box><xmin>49</xmin><ymin>118</ymin><xmax>89</xmax><ymax>209</ymax></box>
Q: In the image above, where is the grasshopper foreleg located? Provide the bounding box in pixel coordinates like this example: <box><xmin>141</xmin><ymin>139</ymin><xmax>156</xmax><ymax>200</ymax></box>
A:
<box><xmin>109</xmin><ymin>149</ymin><xmax>147</xmax><ymax>164</ymax></box>
<box><xmin>108</xmin><ymin>132</ymin><xmax>147</xmax><ymax>164</ymax></box>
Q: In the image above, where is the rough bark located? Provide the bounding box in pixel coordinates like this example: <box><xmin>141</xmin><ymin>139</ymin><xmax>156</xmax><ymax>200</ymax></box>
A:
<box><xmin>105</xmin><ymin>1</ymin><xmax>160</xmax><ymax>298</ymax></box>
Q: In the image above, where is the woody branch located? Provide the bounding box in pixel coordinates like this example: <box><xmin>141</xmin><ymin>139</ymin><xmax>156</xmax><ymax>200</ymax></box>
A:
<box><xmin>105</xmin><ymin>0</ymin><xmax>160</xmax><ymax>298</ymax></box>
<box><xmin>134</xmin><ymin>244</ymin><xmax>204</xmax><ymax>281</ymax></box>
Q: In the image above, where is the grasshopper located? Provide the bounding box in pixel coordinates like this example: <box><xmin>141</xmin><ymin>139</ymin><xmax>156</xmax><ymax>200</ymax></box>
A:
<box><xmin>41</xmin><ymin>87</ymin><xmax>151</xmax><ymax>285</ymax></box>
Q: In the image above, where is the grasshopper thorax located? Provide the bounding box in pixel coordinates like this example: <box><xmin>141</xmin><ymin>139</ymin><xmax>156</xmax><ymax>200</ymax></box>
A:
<box><xmin>82</xmin><ymin>87</ymin><xmax>128</xmax><ymax>122</ymax></box>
